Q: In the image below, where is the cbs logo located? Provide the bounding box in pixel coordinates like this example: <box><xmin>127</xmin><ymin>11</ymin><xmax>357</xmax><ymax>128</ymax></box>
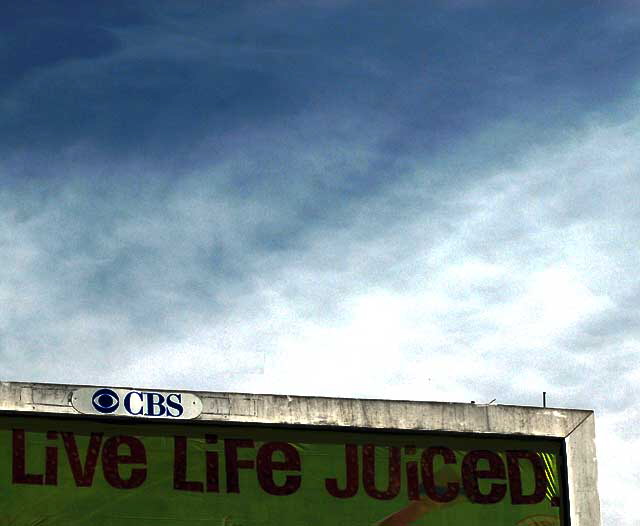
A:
<box><xmin>90</xmin><ymin>388</ymin><xmax>185</xmax><ymax>417</ymax></box>
<box><xmin>91</xmin><ymin>388</ymin><xmax>120</xmax><ymax>414</ymax></box>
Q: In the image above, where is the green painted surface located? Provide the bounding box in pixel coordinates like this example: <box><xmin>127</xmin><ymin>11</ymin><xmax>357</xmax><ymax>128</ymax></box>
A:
<box><xmin>0</xmin><ymin>416</ymin><xmax>564</xmax><ymax>526</ymax></box>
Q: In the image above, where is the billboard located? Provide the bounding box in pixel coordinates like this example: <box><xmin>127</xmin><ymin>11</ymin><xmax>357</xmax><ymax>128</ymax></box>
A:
<box><xmin>1</xmin><ymin>414</ymin><xmax>565</xmax><ymax>526</ymax></box>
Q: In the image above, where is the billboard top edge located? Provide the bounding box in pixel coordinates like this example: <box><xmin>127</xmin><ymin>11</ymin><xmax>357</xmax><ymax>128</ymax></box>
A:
<box><xmin>0</xmin><ymin>380</ymin><xmax>593</xmax><ymax>440</ymax></box>
<box><xmin>0</xmin><ymin>379</ymin><xmax>594</xmax><ymax>413</ymax></box>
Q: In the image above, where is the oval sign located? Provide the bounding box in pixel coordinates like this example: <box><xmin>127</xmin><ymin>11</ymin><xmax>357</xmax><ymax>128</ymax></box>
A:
<box><xmin>71</xmin><ymin>387</ymin><xmax>203</xmax><ymax>420</ymax></box>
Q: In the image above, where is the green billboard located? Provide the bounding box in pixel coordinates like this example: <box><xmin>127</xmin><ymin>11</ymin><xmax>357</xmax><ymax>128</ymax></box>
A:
<box><xmin>1</xmin><ymin>415</ymin><xmax>565</xmax><ymax>525</ymax></box>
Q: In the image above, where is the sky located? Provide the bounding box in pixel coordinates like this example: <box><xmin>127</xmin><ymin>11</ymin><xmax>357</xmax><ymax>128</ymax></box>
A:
<box><xmin>1</xmin><ymin>1</ymin><xmax>639</xmax><ymax>523</ymax></box>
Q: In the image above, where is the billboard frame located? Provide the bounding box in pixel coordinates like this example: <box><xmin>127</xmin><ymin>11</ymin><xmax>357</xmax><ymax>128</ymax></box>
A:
<box><xmin>0</xmin><ymin>381</ymin><xmax>600</xmax><ymax>525</ymax></box>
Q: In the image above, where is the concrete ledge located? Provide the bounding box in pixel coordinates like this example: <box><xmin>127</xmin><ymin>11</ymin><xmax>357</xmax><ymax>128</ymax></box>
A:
<box><xmin>1</xmin><ymin>381</ymin><xmax>590</xmax><ymax>435</ymax></box>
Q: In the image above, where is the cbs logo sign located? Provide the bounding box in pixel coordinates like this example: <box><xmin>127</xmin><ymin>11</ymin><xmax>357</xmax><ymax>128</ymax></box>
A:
<box><xmin>91</xmin><ymin>388</ymin><xmax>185</xmax><ymax>417</ymax></box>
<box><xmin>73</xmin><ymin>387</ymin><xmax>202</xmax><ymax>420</ymax></box>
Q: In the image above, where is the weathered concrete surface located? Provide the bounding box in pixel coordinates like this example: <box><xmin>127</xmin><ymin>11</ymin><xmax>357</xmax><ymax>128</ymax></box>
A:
<box><xmin>0</xmin><ymin>381</ymin><xmax>589</xmax><ymax>435</ymax></box>
<box><xmin>1</xmin><ymin>380</ymin><xmax>600</xmax><ymax>526</ymax></box>
<box><xmin>566</xmin><ymin>412</ymin><xmax>601</xmax><ymax>526</ymax></box>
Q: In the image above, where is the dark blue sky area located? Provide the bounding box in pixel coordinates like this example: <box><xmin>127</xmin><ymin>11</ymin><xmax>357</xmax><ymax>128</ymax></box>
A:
<box><xmin>2</xmin><ymin>2</ymin><xmax>638</xmax><ymax>170</ymax></box>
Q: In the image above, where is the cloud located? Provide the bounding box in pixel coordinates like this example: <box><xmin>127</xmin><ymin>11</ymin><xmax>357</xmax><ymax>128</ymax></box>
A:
<box><xmin>7</xmin><ymin>88</ymin><xmax>637</xmax><ymax>405</ymax></box>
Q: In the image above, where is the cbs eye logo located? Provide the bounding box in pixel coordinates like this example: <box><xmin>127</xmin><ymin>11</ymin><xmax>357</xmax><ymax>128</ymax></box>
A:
<box><xmin>91</xmin><ymin>388</ymin><xmax>120</xmax><ymax>414</ymax></box>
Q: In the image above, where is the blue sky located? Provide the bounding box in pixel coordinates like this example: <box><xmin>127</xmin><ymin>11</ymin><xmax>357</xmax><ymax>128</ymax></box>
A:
<box><xmin>1</xmin><ymin>2</ymin><xmax>639</xmax><ymax>523</ymax></box>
